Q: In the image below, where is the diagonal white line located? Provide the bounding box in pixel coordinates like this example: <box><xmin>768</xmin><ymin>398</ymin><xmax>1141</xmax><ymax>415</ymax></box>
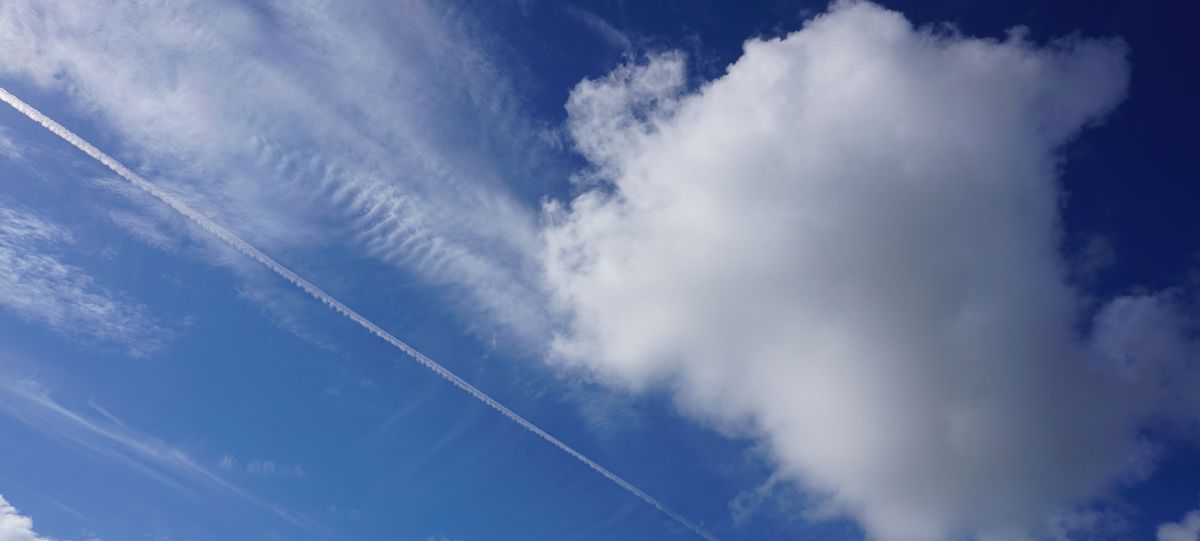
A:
<box><xmin>0</xmin><ymin>86</ymin><xmax>717</xmax><ymax>541</ymax></box>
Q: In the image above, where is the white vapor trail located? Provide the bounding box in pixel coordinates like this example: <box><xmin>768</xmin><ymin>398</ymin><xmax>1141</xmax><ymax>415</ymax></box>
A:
<box><xmin>0</xmin><ymin>87</ymin><xmax>716</xmax><ymax>541</ymax></box>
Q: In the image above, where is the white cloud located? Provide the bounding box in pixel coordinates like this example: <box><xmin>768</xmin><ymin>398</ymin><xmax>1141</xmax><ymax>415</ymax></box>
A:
<box><xmin>1159</xmin><ymin>510</ymin><xmax>1200</xmax><ymax>541</ymax></box>
<box><xmin>728</xmin><ymin>472</ymin><xmax>804</xmax><ymax>527</ymax></box>
<box><xmin>542</xmin><ymin>2</ymin><xmax>1200</xmax><ymax>539</ymax></box>
<box><xmin>235</xmin><ymin>283</ymin><xmax>338</xmax><ymax>352</ymax></box>
<box><xmin>103</xmin><ymin>208</ymin><xmax>179</xmax><ymax>253</ymax></box>
<box><xmin>0</xmin><ymin>495</ymin><xmax>52</xmax><ymax>541</ymax></box>
<box><xmin>86</xmin><ymin>176</ymin><xmax>339</xmax><ymax>352</ymax></box>
<box><xmin>218</xmin><ymin>454</ymin><xmax>306</xmax><ymax>478</ymax></box>
<box><xmin>565</xmin><ymin>6</ymin><xmax>633</xmax><ymax>53</ymax></box>
<box><xmin>0</xmin><ymin>0</ymin><xmax>556</xmax><ymax>348</ymax></box>
<box><xmin>1088</xmin><ymin>291</ymin><xmax>1200</xmax><ymax>433</ymax></box>
<box><xmin>0</xmin><ymin>127</ymin><xmax>21</xmax><ymax>160</ymax></box>
<box><xmin>0</xmin><ymin>377</ymin><xmax>226</xmax><ymax>496</ymax></box>
<box><xmin>0</xmin><ymin>200</ymin><xmax>167</xmax><ymax>356</ymax></box>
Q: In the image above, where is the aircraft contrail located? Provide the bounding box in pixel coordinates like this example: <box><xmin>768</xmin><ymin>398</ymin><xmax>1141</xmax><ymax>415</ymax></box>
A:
<box><xmin>0</xmin><ymin>86</ymin><xmax>717</xmax><ymax>541</ymax></box>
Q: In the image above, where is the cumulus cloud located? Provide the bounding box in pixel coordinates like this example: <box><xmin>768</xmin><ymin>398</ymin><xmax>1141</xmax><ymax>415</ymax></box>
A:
<box><xmin>1159</xmin><ymin>510</ymin><xmax>1200</xmax><ymax>541</ymax></box>
<box><xmin>0</xmin><ymin>495</ymin><xmax>51</xmax><ymax>541</ymax></box>
<box><xmin>0</xmin><ymin>200</ymin><xmax>167</xmax><ymax>355</ymax></box>
<box><xmin>545</xmin><ymin>2</ymin><xmax>1196</xmax><ymax>539</ymax></box>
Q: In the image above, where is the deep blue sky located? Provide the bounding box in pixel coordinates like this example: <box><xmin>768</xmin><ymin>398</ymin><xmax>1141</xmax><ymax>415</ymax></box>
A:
<box><xmin>0</xmin><ymin>2</ymin><xmax>1197</xmax><ymax>541</ymax></box>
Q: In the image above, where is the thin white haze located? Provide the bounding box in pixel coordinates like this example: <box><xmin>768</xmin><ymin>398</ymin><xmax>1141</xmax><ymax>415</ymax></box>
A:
<box><xmin>0</xmin><ymin>86</ymin><xmax>717</xmax><ymax>541</ymax></box>
<box><xmin>0</xmin><ymin>379</ymin><xmax>331</xmax><ymax>538</ymax></box>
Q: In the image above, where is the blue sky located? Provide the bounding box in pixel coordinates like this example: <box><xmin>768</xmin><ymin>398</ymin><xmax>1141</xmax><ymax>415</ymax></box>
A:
<box><xmin>0</xmin><ymin>1</ymin><xmax>1198</xmax><ymax>541</ymax></box>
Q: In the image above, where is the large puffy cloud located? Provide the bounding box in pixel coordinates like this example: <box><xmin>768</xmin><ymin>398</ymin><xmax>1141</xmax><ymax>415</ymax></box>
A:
<box><xmin>543</xmin><ymin>2</ymin><xmax>1197</xmax><ymax>539</ymax></box>
<box><xmin>0</xmin><ymin>495</ymin><xmax>51</xmax><ymax>541</ymax></box>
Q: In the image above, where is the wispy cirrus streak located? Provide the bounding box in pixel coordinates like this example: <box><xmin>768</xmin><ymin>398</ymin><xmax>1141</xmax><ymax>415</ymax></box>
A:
<box><xmin>0</xmin><ymin>86</ymin><xmax>716</xmax><ymax>541</ymax></box>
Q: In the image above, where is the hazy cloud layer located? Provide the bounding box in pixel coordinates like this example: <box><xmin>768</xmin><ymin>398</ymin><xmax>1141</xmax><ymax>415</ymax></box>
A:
<box><xmin>545</xmin><ymin>2</ymin><xmax>1196</xmax><ymax>539</ymax></box>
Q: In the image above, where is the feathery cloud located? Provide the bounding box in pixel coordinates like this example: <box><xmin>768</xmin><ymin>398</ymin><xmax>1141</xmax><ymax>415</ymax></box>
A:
<box><xmin>0</xmin><ymin>0</ymin><xmax>557</xmax><ymax>348</ymax></box>
<box><xmin>0</xmin><ymin>200</ymin><xmax>167</xmax><ymax>356</ymax></box>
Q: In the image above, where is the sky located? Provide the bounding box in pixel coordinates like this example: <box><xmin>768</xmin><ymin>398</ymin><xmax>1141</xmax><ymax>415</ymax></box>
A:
<box><xmin>0</xmin><ymin>1</ymin><xmax>1198</xmax><ymax>541</ymax></box>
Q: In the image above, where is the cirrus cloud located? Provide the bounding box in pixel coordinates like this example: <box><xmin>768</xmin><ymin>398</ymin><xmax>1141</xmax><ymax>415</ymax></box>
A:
<box><xmin>0</xmin><ymin>200</ymin><xmax>168</xmax><ymax>356</ymax></box>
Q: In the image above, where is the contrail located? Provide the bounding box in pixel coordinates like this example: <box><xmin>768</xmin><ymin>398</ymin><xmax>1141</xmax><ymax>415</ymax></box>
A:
<box><xmin>0</xmin><ymin>379</ymin><xmax>334</xmax><ymax>539</ymax></box>
<box><xmin>0</xmin><ymin>87</ymin><xmax>717</xmax><ymax>541</ymax></box>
